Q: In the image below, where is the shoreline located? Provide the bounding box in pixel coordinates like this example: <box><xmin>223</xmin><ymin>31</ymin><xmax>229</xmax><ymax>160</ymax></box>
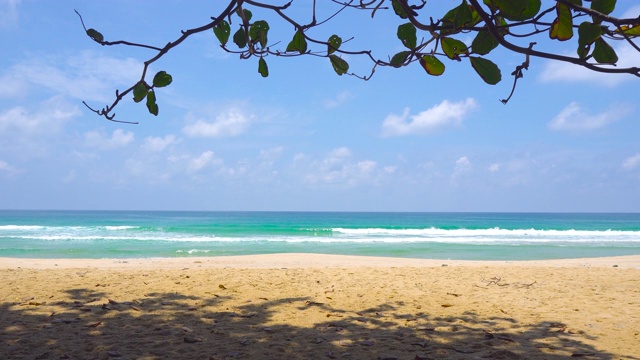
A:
<box><xmin>2</xmin><ymin>253</ymin><xmax>640</xmax><ymax>269</ymax></box>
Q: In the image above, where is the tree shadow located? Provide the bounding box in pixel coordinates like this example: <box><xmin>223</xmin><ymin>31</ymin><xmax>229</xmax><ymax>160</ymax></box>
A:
<box><xmin>1</xmin><ymin>283</ymin><xmax>633</xmax><ymax>360</ymax></box>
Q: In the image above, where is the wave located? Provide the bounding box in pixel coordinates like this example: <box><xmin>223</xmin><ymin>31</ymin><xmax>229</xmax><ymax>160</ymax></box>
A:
<box><xmin>5</xmin><ymin>235</ymin><xmax>640</xmax><ymax>245</ymax></box>
<box><xmin>104</xmin><ymin>226</ymin><xmax>139</xmax><ymax>230</ymax></box>
<box><xmin>2</xmin><ymin>224</ymin><xmax>640</xmax><ymax>244</ymax></box>
<box><xmin>9</xmin><ymin>235</ymin><xmax>218</xmax><ymax>242</ymax></box>
<box><xmin>176</xmin><ymin>249</ymin><xmax>212</xmax><ymax>254</ymax></box>
<box><xmin>0</xmin><ymin>225</ymin><xmax>140</xmax><ymax>232</ymax></box>
<box><xmin>332</xmin><ymin>227</ymin><xmax>640</xmax><ymax>238</ymax></box>
<box><xmin>0</xmin><ymin>225</ymin><xmax>46</xmax><ymax>230</ymax></box>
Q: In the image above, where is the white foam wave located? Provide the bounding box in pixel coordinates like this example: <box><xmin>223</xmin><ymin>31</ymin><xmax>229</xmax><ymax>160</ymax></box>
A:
<box><xmin>0</xmin><ymin>225</ymin><xmax>46</xmax><ymax>231</ymax></box>
<box><xmin>104</xmin><ymin>226</ymin><xmax>139</xmax><ymax>230</ymax></box>
<box><xmin>176</xmin><ymin>249</ymin><xmax>212</xmax><ymax>254</ymax></box>
<box><xmin>14</xmin><ymin>235</ymin><xmax>218</xmax><ymax>242</ymax></box>
<box><xmin>3</xmin><ymin>226</ymin><xmax>640</xmax><ymax>244</ymax></box>
<box><xmin>332</xmin><ymin>227</ymin><xmax>640</xmax><ymax>238</ymax></box>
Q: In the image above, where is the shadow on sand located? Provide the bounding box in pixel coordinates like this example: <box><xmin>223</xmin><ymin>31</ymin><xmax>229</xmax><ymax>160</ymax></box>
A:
<box><xmin>0</xmin><ymin>282</ymin><xmax>627</xmax><ymax>360</ymax></box>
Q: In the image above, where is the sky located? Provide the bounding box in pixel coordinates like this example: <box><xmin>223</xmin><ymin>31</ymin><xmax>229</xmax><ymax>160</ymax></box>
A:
<box><xmin>1</xmin><ymin>0</ymin><xmax>639</xmax><ymax>212</ymax></box>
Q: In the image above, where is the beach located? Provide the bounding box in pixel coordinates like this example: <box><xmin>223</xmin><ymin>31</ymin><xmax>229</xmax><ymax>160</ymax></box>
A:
<box><xmin>1</xmin><ymin>254</ymin><xmax>639</xmax><ymax>359</ymax></box>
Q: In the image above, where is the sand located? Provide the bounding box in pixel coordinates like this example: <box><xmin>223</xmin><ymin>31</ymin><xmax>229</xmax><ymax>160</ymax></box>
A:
<box><xmin>1</xmin><ymin>254</ymin><xmax>639</xmax><ymax>359</ymax></box>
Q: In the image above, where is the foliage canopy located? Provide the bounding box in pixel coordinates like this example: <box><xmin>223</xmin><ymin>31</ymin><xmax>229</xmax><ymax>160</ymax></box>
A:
<box><xmin>76</xmin><ymin>0</ymin><xmax>640</xmax><ymax>123</ymax></box>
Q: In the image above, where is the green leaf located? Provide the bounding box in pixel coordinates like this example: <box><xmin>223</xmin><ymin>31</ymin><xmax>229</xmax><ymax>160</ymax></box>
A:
<box><xmin>577</xmin><ymin>22</ymin><xmax>602</xmax><ymax>58</ymax></box>
<box><xmin>492</xmin><ymin>0</ymin><xmax>541</xmax><ymax>21</ymax></box>
<box><xmin>237</xmin><ymin>8</ymin><xmax>252</xmax><ymax>22</ymax></box>
<box><xmin>132</xmin><ymin>82</ymin><xmax>148</xmax><ymax>103</ymax></box>
<box><xmin>213</xmin><ymin>20</ymin><xmax>231</xmax><ymax>46</ymax></box>
<box><xmin>329</xmin><ymin>55</ymin><xmax>349</xmax><ymax>76</ymax></box>
<box><xmin>390</xmin><ymin>51</ymin><xmax>411</xmax><ymax>67</ymax></box>
<box><xmin>249</xmin><ymin>20</ymin><xmax>270</xmax><ymax>48</ymax></box>
<box><xmin>549</xmin><ymin>3</ymin><xmax>574</xmax><ymax>41</ymax></box>
<box><xmin>233</xmin><ymin>27</ymin><xmax>247</xmax><ymax>49</ymax></box>
<box><xmin>244</xmin><ymin>9</ymin><xmax>253</xmax><ymax>21</ymax></box>
<box><xmin>328</xmin><ymin>35</ymin><xmax>342</xmax><ymax>55</ymax></box>
<box><xmin>593</xmin><ymin>38</ymin><xmax>618</xmax><ymax>64</ymax></box>
<box><xmin>258</xmin><ymin>57</ymin><xmax>269</xmax><ymax>77</ymax></box>
<box><xmin>483</xmin><ymin>0</ymin><xmax>497</xmax><ymax>12</ymax></box>
<box><xmin>286</xmin><ymin>30</ymin><xmax>307</xmax><ymax>54</ymax></box>
<box><xmin>472</xmin><ymin>29</ymin><xmax>499</xmax><ymax>55</ymax></box>
<box><xmin>469</xmin><ymin>56</ymin><xmax>501</xmax><ymax>85</ymax></box>
<box><xmin>469</xmin><ymin>7</ymin><xmax>482</xmax><ymax>27</ymax></box>
<box><xmin>146</xmin><ymin>90</ymin><xmax>158</xmax><ymax>116</ymax></box>
<box><xmin>619</xmin><ymin>24</ymin><xmax>640</xmax><ymax>37</ymax></box>
<box><xmin>591</xmin><ymin>0</ymin><xmax>616</xmax><ymax>15</ymax></box>
<box><xmin>397</xmin><ymin>23</ymin><xmax>417</xmax><ymax>49</ymax></box>
<box><xmin>152</xmin><ymin>71</ymin><xmax>173</xmax><ymax>88</ymax></box>
<box><xmin>494</xmin><ymin>16</ymin><xmax>509</xmax><ymax>35</ymax></box>
<box><xmin>147</xmin><ymin>102</ymin><xmax>158</xmax><ymax>116</ymax></box>
<box><xmin>419</xmin><ymin>55</ymin><xmax>445</xmax><ymax>76</ymax></box>
<box><xmin>391</xmin><ymin>0</ymin><xmax>408</xmax><ymax>19</ymax></box>
<box><xmin>86</xmin><ymin>28</ymin><xmax>104</xmax><ymax>43</ymax></box>
<box><xmin>441</xmin><ymin>37</ymin><xmax>469</xmax><ymax>60</ymax></box>
<box><xmin>441</xmin><ymin>1</ymin><xmax>474</xmax><ymax>35</ymax></box>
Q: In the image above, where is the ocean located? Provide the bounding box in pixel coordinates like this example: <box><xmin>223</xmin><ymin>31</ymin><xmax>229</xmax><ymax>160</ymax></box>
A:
<box><xmin>1</xmin><ymin>210</ymin><xmax>639</xmax><ymax>260</ymax></box>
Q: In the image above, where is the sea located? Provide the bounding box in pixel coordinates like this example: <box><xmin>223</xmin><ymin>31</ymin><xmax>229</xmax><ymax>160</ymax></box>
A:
<box><xmin>1</xmin><ymin>210</ymin><xmax>640</xmax><ymax>260</ymax></box>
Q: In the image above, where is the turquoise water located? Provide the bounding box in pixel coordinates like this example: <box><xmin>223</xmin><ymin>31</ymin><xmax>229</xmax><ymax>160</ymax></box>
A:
<box><xmin>1</xmin><ymin>210</ymin><xmax>639</xmax><ymax>260</ymax></box>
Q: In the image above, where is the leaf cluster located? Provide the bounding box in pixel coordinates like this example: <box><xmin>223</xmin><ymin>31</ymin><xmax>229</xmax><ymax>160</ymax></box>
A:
<box><xmin>132</xmin><ymin>71</ymin><xmax>173</xmax><ymax>116</ymax></box>
<box><xmin>77</xmin><ymin>0</ymin><xmax>640</xmax><ymax>122</ymax></box>
<box><xmin>212</xmin><ymin>5</ymin><xmax>348</xmax><ymax>77</ymax></box>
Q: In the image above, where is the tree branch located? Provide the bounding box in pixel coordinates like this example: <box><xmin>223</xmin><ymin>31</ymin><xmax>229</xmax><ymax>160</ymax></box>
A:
<box><xmin>78</xmin><ymin>0</ymin><xmax>640</xmax><ymax>122</ymax></box>
<box><xmin>468</xmin><ymin>0</ymin><xmax>640</xmax><ymax>76</ymax></box>
<box><xmin>79</xmin><ymin>1</ymin><xmax>239</xmax><ymax>121</ymax></box>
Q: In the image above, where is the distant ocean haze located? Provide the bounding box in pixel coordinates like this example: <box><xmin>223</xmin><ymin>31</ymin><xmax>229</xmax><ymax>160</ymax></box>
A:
<box><xmin>1</xmin><ymin>211</ymin><xmax>639</xmax><ymax>260</ymax></box>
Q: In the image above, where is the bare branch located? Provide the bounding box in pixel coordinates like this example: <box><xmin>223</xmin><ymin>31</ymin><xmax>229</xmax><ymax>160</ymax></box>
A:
<box><xmin>500</xmin><ymin>43</ymin><xmax>535</xmax><ymax>105</ymax></box>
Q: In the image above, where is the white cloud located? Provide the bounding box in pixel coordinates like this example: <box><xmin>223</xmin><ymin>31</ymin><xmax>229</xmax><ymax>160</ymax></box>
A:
<box><xmin>327</xmin><ymin>147</ymin><xmax>351</xmax><ymax>159</ymax></box>
<box><xmin>454</xmin><ymin>156</ymin><xmax>472</xmax><ymax>173</ymax></box>
<box><xmin>0</xmin><ymin>0</ymin><xmax>20</xmax><ymax>27</ymax></box>
<box><xmin>300</xmin><ymin>147</ymin><xmax>382</xmax><ymax>187</ymax></box>
<box><xmin>0</xmin><ymin>71</ymin><xmax>27</xmax><ymax>97</ymax></box>
<box><xmin>187</xmin><ymin>151</ymin><xmax>222</xmax><ymax>172</ymax></box>
<box><xmin>488</xmin><ymin>163</ymin><xmax>501</xmax><ymax>172</ymax></box>
<box><xmin>142</xmin><ymin>135</ymin><xmax>178</xmax><ymax>152</ymax></box>
<box><xmin>622</xmin><ymin>153</ymin><xmax>640</xmax><ymax>170</ymax></box>
<box><xmin>451</xmin><ymin>156</ymin><xmax>472</xmax><ymax>183</ymax></box>
<box><xmin>259</xmin><ymin>146</ymin><xmax>284</xmax><ymax>161</ymax></box>
<box><xmin>62</xmin><ymin>170</ymin><xmax>76</xmax><ymax>183</ymax></box>
<box><xmin>381</xmin><ymin>98</ymin><xmax>477</xmax><ymax>136</ymax></box>
<box><xmin>0</xmin><ymin>51</ymin><xmax>141</xmax><ymax>101</ymax></box>
<box><xmin>257</xmin><ymin>146</ymin><xmax>284</xmax><ymax>169</ymax></box>
<box><xmin>357</xmin><ymin>160</ymin><xmax>377</xmax><ymax>174</ymax></box>
<box><xmin>182</xmin><ymin>108</ymin><xmax>252</xmax><ymax>137</ymax></box>
<box><xmin>84</xmin><ymin>129</ymin><xmax>135</xmax><ymax>150</ymax></box>
<box><xmin>323</xmin><ymin>90</ymin><xmax>354</xmax><ymax>109</ymax></box>
<box><xmin>0</xmin><ymin>159</ymin><xmax>20</xmax><ymax>176</ymax></box>
<box><xmin>315</xmin><ymin>147</ymin><xmax>353</xmax><ymax>171</ymax></box>
<box><xmin>0</xmin><ymin>96</ymin><xmax>79</xmax><ymax>135</ymax></box>
<box><xmin>538</xmin><ymin>43</ymin><xmax>640</xmax><ymax>87</ymax></box>
<box><xmin>548</xmin><ymin>102</ymin><xmax>632</xmax><ymax>132</ymax></box>
<box><xmin>164</xmin><ymin>151</ymin><xmax>224</xmax><ymax>176</ymax></box>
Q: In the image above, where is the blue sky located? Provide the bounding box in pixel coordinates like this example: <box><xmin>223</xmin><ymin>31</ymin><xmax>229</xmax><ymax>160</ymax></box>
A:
<box><xmin>1</xmin><ymin>0</ymin><xmax>640</xmax><ymax>212</ymax></box>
